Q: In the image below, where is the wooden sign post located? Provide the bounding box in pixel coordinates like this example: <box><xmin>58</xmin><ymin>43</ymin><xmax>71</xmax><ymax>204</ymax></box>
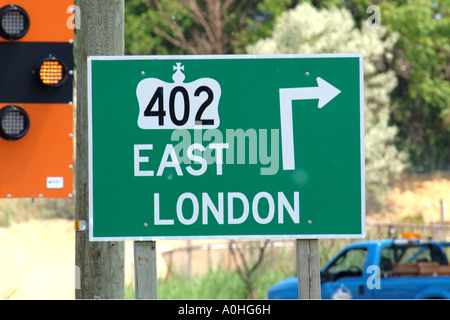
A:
<box><xmin>296</xmin><ymin>239</ymin><xmax>321</xmax><ymax>299</ymax></box>
<box><xmin>134</xmin><ymin>241</ymin><xmax>158</xmax><ymax>299</ymax></box>
<box><xmin>75</xmin><ymin>0</ymin><xmax>125</xmax><ymax>299</ymax></box>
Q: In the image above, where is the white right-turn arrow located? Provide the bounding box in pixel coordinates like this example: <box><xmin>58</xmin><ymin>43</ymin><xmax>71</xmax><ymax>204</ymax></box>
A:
<box><xmin>279</xmin><ymin>77</ymin><xmax>341</xmax><ymax>171</ymax></box>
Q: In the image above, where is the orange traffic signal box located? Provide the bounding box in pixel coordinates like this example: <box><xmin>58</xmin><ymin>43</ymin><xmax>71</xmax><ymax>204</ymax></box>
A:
<box><xmin>0</xmin><ymin>0</ymin><xmax>74</xmax><ymax>198</ymax></box>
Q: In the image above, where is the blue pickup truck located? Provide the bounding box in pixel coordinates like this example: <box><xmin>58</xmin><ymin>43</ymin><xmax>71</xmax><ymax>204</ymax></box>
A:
<box><xmin>268</xmin><ymin>239</ymin><xmax>450</xmax><ymax>299</ymax></box>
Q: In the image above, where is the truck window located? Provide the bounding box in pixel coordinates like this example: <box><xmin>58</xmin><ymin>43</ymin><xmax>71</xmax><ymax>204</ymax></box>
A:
<box><xmin>324</xmin><ymin>248</ymin><xmax>367</xmax><ymax>281</ymax></box>
<box><xmin>380</xmin><ymin>244</ymin><xmax>446</xmax><ymax>270</ymax></box>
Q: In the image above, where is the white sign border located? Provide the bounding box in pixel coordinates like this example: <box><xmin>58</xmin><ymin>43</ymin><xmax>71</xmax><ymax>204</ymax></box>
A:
<box><xmin>88</xmin><ymin>53</ymin><xmax>365</xmax><ymax>242</ymax></box>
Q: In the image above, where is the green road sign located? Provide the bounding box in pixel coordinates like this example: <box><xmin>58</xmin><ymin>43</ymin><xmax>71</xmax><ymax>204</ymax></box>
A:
<box><xmin>88</xmin><ymin>54</ymin><xmax>365</xmax><ymax>241</ymax></box>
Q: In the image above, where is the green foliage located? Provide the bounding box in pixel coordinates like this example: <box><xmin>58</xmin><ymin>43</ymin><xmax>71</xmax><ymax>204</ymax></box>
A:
<box><xmin>126</xmin><ymin>265</ymin><xmax>295</xmax><ymax>299</ymax></box>
<box><xmin>382</xmin><ymin>0</ymin><xmax>450</xmax><ymax>107</ymax></box>
<box><xmin>158</xmin><ymin>269</ymin><xmax>247</xmax><ymax>299</ymax></box>
<box><xmin>381</xmin><ymin>0</ymin><xmax>450</xmax><ymax>171</ymax></box>
<box><xmin>125</xmin><ymin>0</ymin><xmax>186</xmax><ymax>55</ymax></box>
<box><xmin>247</xmin><ymin>3</ymin><xmax>407</xmax><ymax>211</ymax></box>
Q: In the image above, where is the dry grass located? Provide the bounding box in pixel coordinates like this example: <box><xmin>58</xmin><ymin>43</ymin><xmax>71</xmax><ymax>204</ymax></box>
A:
<box><xmin>368</xmin><ymin>172</ymin><xmax>450</xmax><ymax>224</ymax></box>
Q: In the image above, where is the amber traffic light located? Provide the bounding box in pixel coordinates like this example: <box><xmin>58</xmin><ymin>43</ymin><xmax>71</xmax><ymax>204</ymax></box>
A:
<box><xmin>39</xmin><ymin>57</ymin><xmax>68</xmax><ymax>87</ymax></box>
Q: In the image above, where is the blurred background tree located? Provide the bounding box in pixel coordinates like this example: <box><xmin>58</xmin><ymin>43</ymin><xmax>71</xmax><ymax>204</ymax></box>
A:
<box><xmin>125</xmin><ymin>0</ymin><xmax>297</xmax><ymax>55</ymax></box>
<box><xmin>382</xmin><ymin>0</ymin><xmax>450</xmax><ymax>172</ymax></box>
<box><xmin>126</xmin><ymin>0</ymin><xmax>264</xmax><ymax>54</ymax></box>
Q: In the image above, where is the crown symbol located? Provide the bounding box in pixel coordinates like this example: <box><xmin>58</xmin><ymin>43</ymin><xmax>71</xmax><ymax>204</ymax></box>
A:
<box><xmin>172</xmin><ymin>63</ymin><xmax>185</xmax><ymax>83</ymax></box>
<box><xmin>136</xmin><ymin>62</ymin><xmax>222</xmax><ymax>129</ymax></box>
